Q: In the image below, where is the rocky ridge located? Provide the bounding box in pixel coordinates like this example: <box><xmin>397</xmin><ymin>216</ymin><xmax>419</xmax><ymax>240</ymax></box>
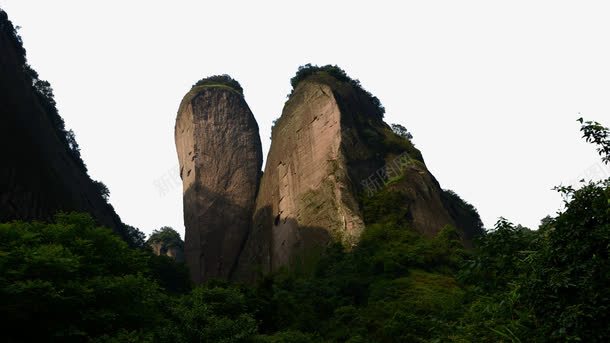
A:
<box><xmin>177</xmin><ymin>69</ymin><xmax>483</xmax><ymax>283</ymax></box>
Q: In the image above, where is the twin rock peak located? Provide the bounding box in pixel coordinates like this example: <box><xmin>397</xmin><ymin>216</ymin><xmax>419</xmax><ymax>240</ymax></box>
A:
<box><xmin>175</xmin><ymin>68</ymin><xmax>482</xmax><ymax>284</ymax></box>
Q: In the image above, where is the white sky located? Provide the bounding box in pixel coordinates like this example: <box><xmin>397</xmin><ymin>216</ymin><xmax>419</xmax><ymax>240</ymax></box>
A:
<box><xmin>2</xmin><ymin>1</ymin><xmax>609</xmax><ymax>237</ymax></box>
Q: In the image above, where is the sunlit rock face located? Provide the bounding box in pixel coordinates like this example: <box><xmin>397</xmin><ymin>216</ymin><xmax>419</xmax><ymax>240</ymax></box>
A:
<box><xmin>150</xmin><ymin>242</ymin><xmax>185</xmax><ymax>263</ymax></box>
<box><xmin>233</xmin><ymin>75</ymin><xmax>482</xmax><ymax>281</ymax></box>
<box><xmin>175</xmin><ymin>85</ymin><xmax>262</xmax><ymax>283</ymax></box>
<box><xmin>233</xmin><ymin>81</ymin><xmax>365</xmax><ymax>281</ymax></box>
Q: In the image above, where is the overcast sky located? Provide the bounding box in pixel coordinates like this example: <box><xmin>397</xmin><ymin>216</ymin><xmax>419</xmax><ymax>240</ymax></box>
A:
<box><xmin>2</xmin><ymin>1</ymin><xmax>609</xmax><ymax>237</ymax></box>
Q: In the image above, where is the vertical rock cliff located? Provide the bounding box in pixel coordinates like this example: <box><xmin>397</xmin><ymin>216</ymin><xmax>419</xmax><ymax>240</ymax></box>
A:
<box><xmin>175</xmin><ymin>77</ymin><xmax>262</xmax><ymax>283</ymax></box>
<box><xmin>233</xmin><ymin>67</ymin><xmax>483</xmax><ymax>280</ymax></box>
<box><xmin>0</xmin><ymin>10</ymin><xmax>123</xmax><ymax>233</ymax></box>
<box><xmin>234</xmin><ymin>81</ymin><xmax>365</xmax><ymax>279</ymax></box>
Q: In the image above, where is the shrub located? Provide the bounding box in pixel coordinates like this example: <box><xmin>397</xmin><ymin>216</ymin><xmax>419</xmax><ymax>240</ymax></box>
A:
<box><xmin>0</xmin><ymin>213</ymin><xmax>167</xmax><ymax>341</ymax></box>
<box><xmin>192</xmin><ymin>74</ymin><xmax>243</xmax><ymax>95</ymax></box>
<box><xmin>289</xmin><ymin>64</ymin><xmax>385</xmax><ymax>118</ymax></box>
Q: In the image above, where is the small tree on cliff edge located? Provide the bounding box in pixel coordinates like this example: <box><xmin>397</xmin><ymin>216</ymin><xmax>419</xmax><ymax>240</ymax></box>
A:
<box><xmin>391</xmin><ymin>123</ymin><xmax>413</xmax><ymax>140</ymax></box>
<box><xmin>147</xmin><ymin>226</ymin><xmax>184</xmax><ymax>249</ymax></box>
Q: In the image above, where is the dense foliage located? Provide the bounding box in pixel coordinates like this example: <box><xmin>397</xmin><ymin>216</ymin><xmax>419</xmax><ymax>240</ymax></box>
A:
<box><xmin>123</xmin><ymin>224</ymin><xmax>147</xmax><ymax>249</ymax></box>
<box><xmin>193</xmin><ymin>74</ymin><xmax>244</xmax><ymax>95</ymax></box>
<box><xmin>578</xmin><ymin>117</ymin><xmax>610</xmax><ymax>164</ymax></box>
<box><xmin>391</xmin><ymin>123</ymin><xmax>413</xmax><ymax>141</ymax></box>
<box><xmin>0</xmin><ymin>213</ymin><xmax>192</xmax><ymax>342</ymax></box>
<box><xmin>92</xmin><ymin>180</ymin><xmax>110</xmax><ymax>201</ymax></box>
<box><xmin>1</xmin><ymin>120</ymin><xmax>608</xmax><ymax>342</ymax></box>
<box><xmin>441</xmin><ymin>189</ymin><xmax>486</xmax><ymax>240</ymax></box>
<box><xmin>2</xmin><ymin>11</ymin><xmax>608</xmax><ymax>339</ymax></box>
<box><xmin>289</xmin><ymin>64</ymin><xmax>385</xmax><ymax>118</ymax></box>
<box><xmin>147</xmin><ymin>226</ymin><xmax>184</xmax><ymax>250</ymax></box>
<box><xmin>0</xmin><ymin>213</ymin><xmax>165</xmax><ymax>341</ymax></box>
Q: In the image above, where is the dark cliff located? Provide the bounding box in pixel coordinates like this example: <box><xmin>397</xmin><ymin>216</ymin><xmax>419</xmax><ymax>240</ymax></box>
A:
<box><xmin>0</xmin><ymin>10</ymin><xmax>124</xmax><ymax>234</ymax></box>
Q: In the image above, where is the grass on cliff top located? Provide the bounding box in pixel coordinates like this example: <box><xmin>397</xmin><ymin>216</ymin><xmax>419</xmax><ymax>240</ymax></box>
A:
<box><xmin>178</xmin><ymin>74</ymin><xmax>243</xmax><ymax>115</ymax></box>
<box><xmin>288</xmin><ymin>64</ymin><xmax>385</xmax><ymax>119</ymax></box>
<box><xmin>286</xmin><ymin>65</ymin><xmax>422</xmax><ymax>159</ymax></box>
<box><xmin>193</xmin><ymin>74</ymin><xmax>243</xmax><ymax>94</ymax></box>
<box><xmin>271</xmin><ymin>64</ymin><xmax>388</xmax><ymax>142</ymax></box>
<box><xmin>177</xmin><ymin>83</ymin><xmax>242</xmax><ymax>116</ymax></box>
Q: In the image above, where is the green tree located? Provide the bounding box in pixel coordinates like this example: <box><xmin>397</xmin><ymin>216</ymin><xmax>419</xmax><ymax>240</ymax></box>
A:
<box><xmin>525</xmin><ymin>180</ymin><xmax>609</xmax><ymax>341</ymax></box>
<box><xmin>456</xmin><ymin>118</ymin><xmax>610</xmax><ymax>342</ymax></box>
<box><xmin>289</xmin><ymin>64</ymin><xmax>385</xmax><ymax>118</ymax></box>
<box><xmin>523</xmin><ymin>166</ymin><xmax>610</xmax><ymax>341</ymax></box>
<box><xmin>123</xmin><ymin>224</ymin><xmax>147</xmax><ymax>249</ymax></box>
<box><xmin>578</xmin><ymin>117</ymin><xmax>610</xmax><ymax>164</ymax></box>
<box><xmin>193</xmin><ymin>74</ymin><xmax>243</xmax><ymax>95</ymax></box>
<box><xmin>147</xmin><ymin>226</ymin><xmax>183</xmax><ymax>250</ymax></box>
<box><xmin>163</xmin><ymin>286</ymin><xmax>258</xmax><ymax>342</ymax></box>
<box><xmin>146</xmin><ymin>227</ymin><xmax>190</xmax><ymax>294</ymax></box>
<box><xmin>391</xmin><ymin>123</ymin><xmax>413</xmax><ymax>140</ymax></box>
<box><xmin>92</xmin><ymin>180</ymin><xmax>110</xmax><ymax>202</ymax></box>
<box><xmin>0</xmin><ymin>213</ymin><xmax>168</xmax><ymax>341</ymax></box>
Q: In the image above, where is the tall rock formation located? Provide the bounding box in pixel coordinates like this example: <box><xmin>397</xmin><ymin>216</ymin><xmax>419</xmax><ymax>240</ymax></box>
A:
<box><xmin>0</xmin><ymin>10</ymin><xmax>123</xmax><ymax>233</ymax></box>
<box><xmin>233</xmin><ymin>67</ymin><xmax>483</xmax><ymax>280</ymax></box>
<box><xmin>175</xmin><ymin>76</ymin><xmax>263</xmax><ymax>283</ymax></box>
<box><xmin>147</xmin><ymin>227</ymin><xmax>185</xmax><ymax>263</ymax></box>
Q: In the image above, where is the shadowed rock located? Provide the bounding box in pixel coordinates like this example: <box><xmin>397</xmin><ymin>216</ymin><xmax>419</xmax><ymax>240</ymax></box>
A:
<box><xmin>175</xmin><ymin>81</ymin><xmax>262</xmax><ymax>283</ymax></box>
<box><xmin>0</xmin><ymin>10</ymin><xmax>123</xmax><ymax>232</ymax></box>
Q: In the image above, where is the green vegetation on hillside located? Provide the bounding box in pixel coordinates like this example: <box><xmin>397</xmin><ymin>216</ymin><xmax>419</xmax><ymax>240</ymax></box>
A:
<box><xmin>391</xmin><ymin>123</ymin><xmax>413</xmax><ymax>141</ymax></box>
<box><xmin>289</xmin><ymin>64</ymin><xmax>385</xmax><ymax>119</ymax></box>
<box><xmin>147</xmin><ymin>226</ymin><xmax>184</xmax><ymax>250</ymax></box>
<box><xmin>0</xmin><ymin>213</ymin><xmax>191</xmax><ymax>342</ymax></box>
<box><xmin>442</xmin><ymin>189</ymin><xmax>486</xmax><ymax>240</ymax></box>
<box><xmin>2</xmin><ymin>11</ymin><xmax>608</xmax><ymax>341</ymax></box>
<box><xmin>1</xmin><ymin>119</ymin><xmax>607</xmax><ymax>342</ymax></box>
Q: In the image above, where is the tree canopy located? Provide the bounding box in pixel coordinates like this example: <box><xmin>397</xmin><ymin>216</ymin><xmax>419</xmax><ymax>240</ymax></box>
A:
<box><xmin>391</xmin><ymin>123</ymin><xmax>413</xmax><ymax>140</ymax></box>
<box><xmin>0</xmin><ymin>119</ymin><xmax>608</xmax><ymax>342</ymax></box>
<box><xmin>192</xmin><ymin>74</ymin><xmax>244</xmax><ymax>95</ymax></box>
<box><xmin>289</xmin><ymin>64</ymin><xmax>385</xmax><ymax>118</ymax></box>
<box><xmin>147</xmin><ymin>226</ymin><xmax>184</xmax><ymax>249</ymax></box>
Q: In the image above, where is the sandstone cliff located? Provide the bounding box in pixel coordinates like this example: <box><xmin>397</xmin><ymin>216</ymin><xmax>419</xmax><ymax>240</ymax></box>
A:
<box><xmin>0</xmin><ymin>10</ymin><xmax>124</xmax><ymax>233</ymax></box>
<box><xmin>175</xmin><ymin>77</ymin><xmax>262</xmax><ymax>283</ymax></box>
<box><xmin>150</xmin><ymin>242</ymin><xmax>185</xmax><ymax>263</ymax></box>
<box><xmin>148</xmin><ymin>226</ymin><xmax>185</xmax><ymax>263</ymax></box>
<box><xmin>233</xmin><ymin>69</ymin><xmax>483</xmax><ymax>280</ymax></box>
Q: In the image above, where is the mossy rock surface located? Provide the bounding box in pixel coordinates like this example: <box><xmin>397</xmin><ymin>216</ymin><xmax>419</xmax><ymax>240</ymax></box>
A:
<box><xmin>178</xmin><ymin>84</ymin><xmax>242</xmax><ymax>116</ymax></box>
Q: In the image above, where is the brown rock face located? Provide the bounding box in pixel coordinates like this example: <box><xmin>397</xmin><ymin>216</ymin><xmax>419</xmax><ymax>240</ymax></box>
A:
<box><xmin>150</xmin><ymin>242</ymin><xmax>185</xmax><ymax>263</ymax></box>
<box><xmin>234</xmin><ymin>82</ymin><xmax>365</xmax><ymax>279</ymax></box>
<box><xmin>0</xmin><ymin>11</ymin><xmax>122</xmax><ymax>232</ymax></box>
<box><xmin>175</xmin><ymin>85</ymin><xmax>262</xmax><ymax>283</ymax></box>
<box><xmin>233</xmin><ymin>74</ymin><xmax>482</xmax><ymax>280</ymax></box>
<box><xmin>176</xmin><ymin>70</ymin><xmax>482</xmax><ymax>282</ymax></box>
